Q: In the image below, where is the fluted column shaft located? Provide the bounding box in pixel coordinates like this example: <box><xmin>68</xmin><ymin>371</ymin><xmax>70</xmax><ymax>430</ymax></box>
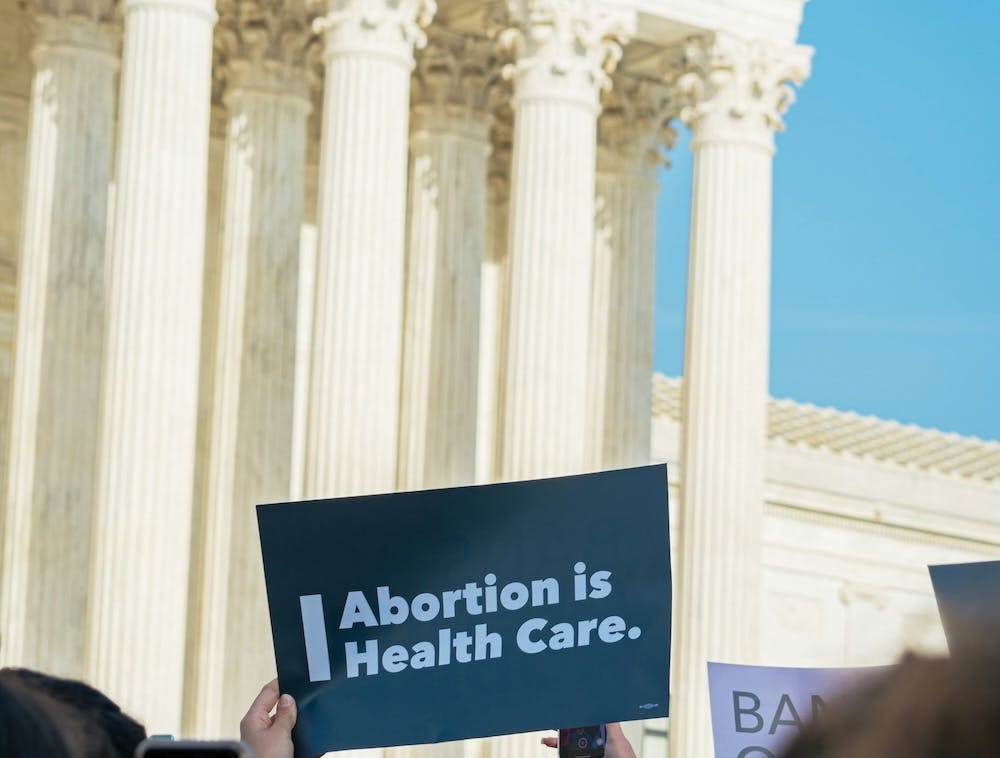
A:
<box><xmin>87</xmin><ymin>0</ymin><xmax>216</xmax><ymax>732</ymax></box>
<box><xmin>669</xmin><ymin>34</ymin><xmax>810</xmax><ymax>758</ymax></box>
<box><xmin>497</xmin><ymin>0</ymin><xmax>632</xmax><ymax>481</ymax></box>
<box><xmin>474</xmin><ymin>215</ymin><xmax>507</xmax><ymax>484</ymax></box>
<box><xmin>183</xmin><ymin>126</ymin><xmax>225</xmax><ymax>735</ymax></box>
<box><xmin>673</xmin><ymin>124</ymin><xmax>773</xmax><ymax>758</ymax></box>
<box><xmin>589</xmin><ymin>82</ymin><xmax>670</xmax><ymax>471</ymax></box>
<box><xmin>474</xmin><ymin>108</ymin><xmax>512</xmax><ymax>484</ymax></box>
<box><xmin>0</xmin><ymin>14</ymin><xmax>115</xmax><ymax>675</ymax></box>
<box><xmin>589</xmin><ymin>162</ymin><xmax>658</xmax><ymax>469</ymax></box>
<box><xmin>190</xmin><ymin>62</ymin><xmax>309</xmax><ymax>737</ymax></box>
<box><xmin>491</xmin><ymin>5</ymin><xmax>632</xmax><ymax>756</ymax></box>
<box><xmin>0</xmin><ymin>263</ymin><xmax>13</xmax><ymax>498</ymax></box>
<box><xmin>306</xmin><ymin>0</ymin><xmax>434</xmax><ymax>499</ymax></box>
<box><xmin>398</xmin><ymin>36</ymin><xmax>490</xmax><ymax>491</ymax></box>
<box><xmin>0</xmin><ymin>108</ymin><xmax>26</xmax><ymax>510</ymax></box>
<box><xmin>501</xmin><ymin>91</ymin><xmax>595</xmax><ymax>480</ymax></box>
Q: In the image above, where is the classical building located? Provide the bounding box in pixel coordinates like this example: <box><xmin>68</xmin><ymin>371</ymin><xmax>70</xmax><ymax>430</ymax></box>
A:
<box><xmin>642</xmin><ymin>377</ymin><xmax>1000</xmax><ymax>754</ymax></box>
<box><xmin>0</xmin><ymin>0</ymin><xmax>996</xmax><ymax>756</ymax></box>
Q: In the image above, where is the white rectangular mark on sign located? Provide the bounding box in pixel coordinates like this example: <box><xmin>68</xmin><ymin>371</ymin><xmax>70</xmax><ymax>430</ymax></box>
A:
<box><xmin>300</xmin><ymin>594</ymin><xmax>332</xmax><ymax>682</ymax></box>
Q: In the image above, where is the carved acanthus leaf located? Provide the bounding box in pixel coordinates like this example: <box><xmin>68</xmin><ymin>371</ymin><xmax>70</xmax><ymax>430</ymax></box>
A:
<box><xmin>665</xmin><ymin>32</ymin><xmax>812</xmax><ymax>136</ymax></box>
<box><xmin>412</xmin><ymin>28</ymin><xmax>494</xmax><ymax>113</ymax></box>
<box><xmin>313</xmin><ymin>0</ymin><xmax>436</xmax><ymax>54</ymax></box>
<box><xmin>216</xmin><ymin>0</ymin><xmax>317</xmax><ymax>69</ymax></box>
<box><xmin>598</xmin><ymin>74</ymin><xmax>677</xmax><ymax>167</ymax></box>
<box><xmin>26</xmin><ymin>0</ymin><xmax>116</xmax><ymax>24</ymax></box>
<box><xmin>495</xmin><ymin>0</ymin><xmax>634</xmax><ymax>99</ymax></box>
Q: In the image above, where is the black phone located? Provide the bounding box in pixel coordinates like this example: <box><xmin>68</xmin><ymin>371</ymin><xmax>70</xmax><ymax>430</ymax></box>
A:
<box><xmin>558</xmin><ymin>725</ymin><xmax>607</xmax><ymax>758</ymax></box>
<box><xmin>134</xmin><ymin>739</ymin><xmax>250</xmax><ymax>758</ymax></box>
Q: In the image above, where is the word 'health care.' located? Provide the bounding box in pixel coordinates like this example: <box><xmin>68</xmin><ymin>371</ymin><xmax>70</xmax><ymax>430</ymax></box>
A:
<box><xmin>298</xmin><ymin>563</ymin><xmax>644</xmax><ymax>681</ymax></box>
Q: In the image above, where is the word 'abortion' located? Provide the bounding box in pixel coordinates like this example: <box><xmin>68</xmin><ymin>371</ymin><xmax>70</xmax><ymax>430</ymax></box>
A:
<box><xmin>339</xmin><ymin>562</ymin><xmax>610</xmax><ymax>629</ymax></box>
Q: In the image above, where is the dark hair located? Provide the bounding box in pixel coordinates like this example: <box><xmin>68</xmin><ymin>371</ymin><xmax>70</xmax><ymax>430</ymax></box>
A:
<box><xmin>780</xmin><ymin>647</ymin><xmax>1000</xmax><ymax>758</ymax></box>
<box><xmin>2</xmin><ymin>668</ymin><xmax>147</xmax><ymax>758</ymax></box>
<box><xmin>0</xmin><ymin>669</ymin><xmax>76</xmax><ymax>757</ymax></box>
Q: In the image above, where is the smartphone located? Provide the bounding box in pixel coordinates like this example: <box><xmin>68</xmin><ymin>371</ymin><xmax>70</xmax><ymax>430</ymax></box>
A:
<box><xmin>558</xmin><ymin>725</ymin><xmax>606</xmax><ymax>758</ymax></box>
<box><xmin>134</xmin><ymin>739</ymin><xmax>250</xmax><ymax>758</ymax></box>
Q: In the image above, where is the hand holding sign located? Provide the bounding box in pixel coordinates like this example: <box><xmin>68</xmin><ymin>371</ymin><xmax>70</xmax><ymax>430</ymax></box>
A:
<box><xmin>257</xmin><ymin>466</ymin><xmax>671</xmax><ymax>756</ymax></box>
<box><xmin>238</xmin><ymin>680</ymin><xmax>297</xmax><ymax>758</ymax></box>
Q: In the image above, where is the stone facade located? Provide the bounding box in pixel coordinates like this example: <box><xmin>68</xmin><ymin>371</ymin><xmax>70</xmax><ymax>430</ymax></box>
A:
<box><xmin>1</xmin><ymin>0</ymin><xmax>997</xmax><ymax>756</ymax></box>
<box><xmin>639</xmin><ymin>375</ymin><xmax>1000</xmax><ymax>755</ymax></box>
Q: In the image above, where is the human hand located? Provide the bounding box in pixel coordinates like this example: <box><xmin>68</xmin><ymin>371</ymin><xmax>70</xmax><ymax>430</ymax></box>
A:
<box><xmin>239</xmin><ymin>679</ymin><xmax>297</xmax><ymax>758</ymax></box>
<box><xmin>540</xmin><ymin>724</ymin><xmax>637</xmax><ymax>758</ymax></box>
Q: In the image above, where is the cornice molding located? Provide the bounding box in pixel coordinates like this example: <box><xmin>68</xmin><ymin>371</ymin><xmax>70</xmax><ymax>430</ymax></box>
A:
<box><xmin>653</xmin><ymin>374</ymin><xmax>1000</xmax><ymax>484</ymax></box>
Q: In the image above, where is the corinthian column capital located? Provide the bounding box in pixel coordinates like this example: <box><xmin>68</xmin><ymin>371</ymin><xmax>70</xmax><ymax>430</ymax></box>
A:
<box><xmin>411</xmin><ymin>29</ymin><xmax>493</xmax><ymax>122</ymax></box>
<box><xmin>496</xmin><ymin>0</ymin><xmax>634</xmax><ymax>108</ymax></box>
<box><xmin>666</xmin><ymin>32</ymin><xmax>811</xmax><ymax>149</ymax></box>
<box><xmin>217</xmin><ymin>0</ymin><xmax>315</xmax><ymax>68</ymax></box>
<box><xmin>313</xmin><ymin>0</ymin><xmax>435</xmax><ymax>63</ymax></box>
<box><xmin>215</xmin><ymin>0</ymin><xmax>315</xmax><ymax>100</ymax></box>
<box><xmin>29</xmin><ymin>0</ymin><xmax>116</xmax><ymax>21</ymax></box>
<box><xmin>598</xmin><ymin>75</ymin><xmax>677</xmax><ymax>170</ymax></box>
<box><xmin>28</xmin><ymin>0</ymin><xmax>118</xmax><ymax>53</ymax></box>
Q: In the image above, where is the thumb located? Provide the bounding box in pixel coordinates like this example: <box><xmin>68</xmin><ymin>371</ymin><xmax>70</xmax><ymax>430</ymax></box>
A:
<box><xmin>272</xmin><ymin>692</ymin><xmax>297</xmax><ymax>734</ymax></box>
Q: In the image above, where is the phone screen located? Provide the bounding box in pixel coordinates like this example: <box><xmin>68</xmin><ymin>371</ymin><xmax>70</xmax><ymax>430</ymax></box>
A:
<box><xmin>558</xmin><ymin>725</ymin><xmax>607</xmax><ymax>758</ymax></box>
<box><xmin>135</xmin><ymin>741</ymin><xmax>248</xmax><ymax>758</ymax></box>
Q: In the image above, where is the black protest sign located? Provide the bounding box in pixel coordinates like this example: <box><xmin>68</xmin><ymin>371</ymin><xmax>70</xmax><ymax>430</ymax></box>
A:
<box><xmin>256</xmin><ymin>465</ymin><xmax>671</xmax><ymax>756</ymax></box>
<box><xmin>929</xmin><ymin>560</ymin><xmax>1000</xmax><ymax>650</ymax></box>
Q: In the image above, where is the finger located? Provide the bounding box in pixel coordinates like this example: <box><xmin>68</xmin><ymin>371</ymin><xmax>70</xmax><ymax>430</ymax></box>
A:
<box><xmin>605</xmin><ymin>723</ymin><xmax>636</xmax><ymax>758</ymax></box>
<box><xmin>272</xmin><ymin>692</ymin><xmax>298</xmax><ymax>734</ymax></box>
<box><xmin>540</xmin><ymin>737</ymin><xmax>558</xmax><ymax>748</ymax></box>
<box><xmin>606</xmin><ymin>723</ymin><xmax>625</xmax><ymax>740</ymax></box>
<box><xmin>241</xmin><ymin>680</ymin><xmax>280</xmax><ymax>733</ymax></box>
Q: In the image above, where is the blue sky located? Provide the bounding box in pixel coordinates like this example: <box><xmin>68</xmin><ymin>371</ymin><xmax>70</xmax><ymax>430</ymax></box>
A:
<box><xmin>653</xmin><ymin>0</ymin><xmax>1000</xmax><ymax>441</ymax></box>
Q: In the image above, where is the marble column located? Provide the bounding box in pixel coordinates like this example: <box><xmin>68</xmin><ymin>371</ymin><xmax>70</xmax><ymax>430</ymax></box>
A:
<box><xmin>182</xmin><ymin>110</ymin><xmax>226</xmax><ymax>735</ymax></box>
<box><xmin>86</xmin><ymin>0</ymin><xmax>216</xmax><ymax>732</ymax></box>
<box><xmin>474</xmin><ymin>93</ymin><xmax>512</xmax><ymax>485</ymax></box>
<box><xmin>490</xmin><ymin>4</ymin><xmax>632</xmax><ymax>755</ymax></box>
<box><xmin>0</xmin><ymin>2</ymin><xmax>33</xmax><ymax>495</ymax></box>
<box><xmin>0</xmin><ymin>7</ymin><xmax>116</xmax><ymax>676</ymax></box>
<box><xmin>187</xmin><ymin>2</ymin><xmax>312</xmax><ymax>736</ymax></box>
<box><xmin>397</xmin><ymin>30</ymin><xmax>491</xmax><ymax>491</ymax></box>
<box><xmin>0</xmin><ymin>263</ymin><xmax>14</xmax><ymax>471</ymax></box>
<box><xmin>496</xmin><ymin>0</ymin><xmax>632</xmax><ymax>481</ymax></box>
<box><xmin>288</xmin><ymin>94</ymin><xmax>321</xmax><ymax>503</ymax></box>
<box><xmin>666</xmin><ymin>33</ymin><xmax>811</xmax><ymax>758</ymax></box>
<box><xmin>306</xmin><ymin>0</ymin><xmax>435</xmax><ymax>500</ymax></box>
<box><xmin>588</xmin><ymin>78</ymin><xmax>673</xmax><ymax>471</ymax></box>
